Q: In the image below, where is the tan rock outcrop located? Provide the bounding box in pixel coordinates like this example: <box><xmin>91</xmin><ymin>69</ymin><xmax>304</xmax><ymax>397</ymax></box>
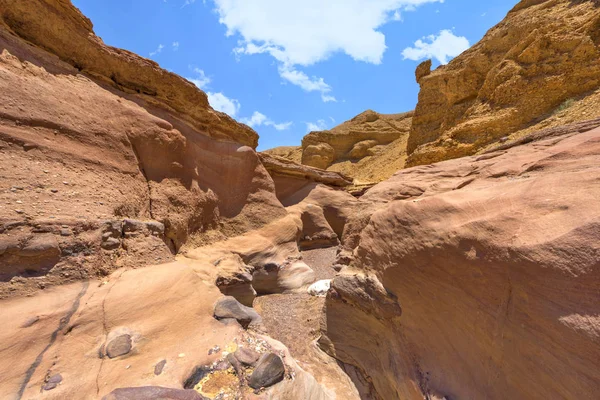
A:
<box><xmin>0</xmin><ymin>0</ymin><xmax>257</xmax><ymax>148</ymax></box>
<box><xmin>322</xmin><ymin>125</ymin><xmax>600</xmax><ymax>399</ymax></box>
<box><xmin>302</xmin><ymin>110</ymin><xmax>412</xmax><ymax>166</ymax></box>
<box><xmin>258</xmin><ymin>153</ymin><xmax>352</xmax><ymax>205</ymax></box>
<box><xmin>407</xmin><ymin>0</ymin><xmax>600</xmax><ymax>166</ymax></box>
<box><xmin>290</xmin><ymin>110</ymin><xmax>413</xmax><ymax>182</ymax></box>
<box><xmin>0</xmin><ymin>0</ymin><xmax>285</xmax><ymax>297</ymax></box>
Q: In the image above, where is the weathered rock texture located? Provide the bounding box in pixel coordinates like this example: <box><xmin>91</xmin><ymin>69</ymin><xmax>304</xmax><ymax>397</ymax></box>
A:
<box><xmin>0</xmin><ymin>0</ymin><xmax>285</xmax><ymax>297</ymax></box>
<box><xmin>322</xmin><ymin>126</ymin><xmax>600</xmax><ymax>399</ymax></box>
<box><xmin>407</xmin><ymin>0</ymin><xmax>600</xmax><ymax>166</ymax></box>
<box><xmin>265</xmin><ymin>110</ymin><xmax>413</xmax><ymax>183</ymax></box>
<box><xmin>258</xmin><ymin>153</ymin><xmax>352</xmax><ymax>205</ymax></box>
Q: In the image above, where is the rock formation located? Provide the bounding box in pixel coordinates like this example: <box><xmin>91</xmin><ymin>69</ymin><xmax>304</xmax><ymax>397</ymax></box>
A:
<box><xmin>0</xmin><ymin>0</ymin><xmax>286</xmax><ymax>298</ymax></box>
<box><xmin>1</xmin><ymin>0</ymin><xmax>600</xmax><ymax>399</ymax></box>
<box><xmin>407</xmin><ymin>0</ymin><xmax>600</xmax><ymax>166</ymax></box>
<box><xmin>265</xmin><ymin>110</ymin><xmax>413</xmax><ymax>184</ymax></box>
<box><xmin>321</xmin><ymin>124</ymin><xmax>600</xmax><ymax>400</ymax></box>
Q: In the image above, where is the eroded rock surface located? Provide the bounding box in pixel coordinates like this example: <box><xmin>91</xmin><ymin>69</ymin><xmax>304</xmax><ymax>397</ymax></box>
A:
<box><xmin>407</xmin><ymin>0</ymin><xmax>600</xmax><ymax>165</ymax></box>
<box><xmin>265</xmin><ymin>110</ymin><xmax>413</xmax><ymax>183</ymax></box>
<box><xmin>0</xmin><ymin>0</ymin><xmax>285</xmax><ymax>298</ymax></box>
<box><xmin>322</xmin><ymin>126</ymin><xmax>600</xmax><ymax>399</ymax></box>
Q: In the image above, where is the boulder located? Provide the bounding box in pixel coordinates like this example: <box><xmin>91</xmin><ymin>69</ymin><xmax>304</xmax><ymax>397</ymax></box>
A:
<box><xmin>248</xmin><ymin>353</ymin><xmax>285</xmax><ymax>389</ymax></box>
<box><xmin>213</xmin><ymin>296</ymin><xmax>261</xmax><ymax>329</ymax></box>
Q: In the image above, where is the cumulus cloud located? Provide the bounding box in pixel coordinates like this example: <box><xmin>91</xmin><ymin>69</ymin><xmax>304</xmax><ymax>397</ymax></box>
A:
<box><xmin>172</xmin><ymin>41</ymin><xmax>180</xmax><ymax>51</ymax></box>
<box><xmin>206</xmin><ymin>92</ymin><xmax>241</xmax><ymax>117</ymax></box>
<box><xmin>213</xmin><ymin>0</ymin><xmax>442</xmax><ymax>101</ymax></box>
<box><xmin>241</xmin><ymin>111</ymin><xmax>292</xmax><ymax>131</ymax></box>
<box><xmin>306</xmin><ymin>119</ymin><xmax>328</xmax><ymax>132</ymax></box>
<box><xmin>187</xmin><ymin>68</ymin><xmax>211</xmax><ymax>89</ymax></box>
<box><xmin>401</xmin><ymin>29</ymin><xmax>469</xmax><ymax>64</ymax></box>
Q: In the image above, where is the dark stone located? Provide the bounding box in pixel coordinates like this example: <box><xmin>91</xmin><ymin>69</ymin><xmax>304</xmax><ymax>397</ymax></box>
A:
<box><xmin>183</xmin><ymin>366</ymin><xmax>212</xmax><ymax>389</ymax></box>
<box><xmin>234</xmin><ymin>347</ymin><xmax>260</xmax><ymax>366</ymax></box>
<box><xmin>226</xmin><ymin>353</ymin><xmax>244</xmax><ymax>377</ymax></box>
<box><xmin>106</xmin><ymin>334</ymin><xmax>132</xmax><ymax>358</ymax></box>
<box><xmin>102</xmin><ymin>386</ymin><xmax>208</xmax><ymax>400</ymax></box>
<box><xmin>213</xmin><ymin>296</ymin><xmax>261</xmax><ymax>329</ymax></box>
<box><xmin>145</xmin><ymin>221</ymin><xmax>165</xmax><ymax>236</ymax></box>
<box><xmin>154</xmin><ymin>360</ymin><xmax>166</xmax><ymax>376</ymax></box>
<box><xmin>102</xmin><ymin>237</ymin><xmax>121</xmax><ymax>250</ymax></box>
<box><xmin>248</xmin><ymin>353</ymin><xmax>285</xmax><ymax>389</ymax></box>
<box><xmin>42</xmin><ymin>374</ymin><xmax>62</xmax><ymax>391</ymax></box>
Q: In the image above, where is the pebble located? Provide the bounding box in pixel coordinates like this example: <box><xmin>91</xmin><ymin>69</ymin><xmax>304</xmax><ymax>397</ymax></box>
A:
<box><xmin>50</xmin><ymin>189</ymin><xmax>58</xmax><ymax>193</ymax></box>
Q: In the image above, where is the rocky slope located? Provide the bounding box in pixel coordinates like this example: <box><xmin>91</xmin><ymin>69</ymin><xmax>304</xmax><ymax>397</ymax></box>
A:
<box><xmin>321</xmin><ymin>122</ymin><xmax>600</xmax><ymax>400</ymax></box>
<box><xmin>407</xmin><ymin>0</ymin><xmax>600</xmax><ymax>166</ymax></box>
<box><xmin>265</xmin><ymin>110</ymin><xmax>413</xmax><ymax>184</ymax></box>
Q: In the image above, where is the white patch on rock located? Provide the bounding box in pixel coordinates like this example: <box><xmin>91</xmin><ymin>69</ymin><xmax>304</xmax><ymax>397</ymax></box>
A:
<box><xmin>307</xmin><ymin>279</ymin><xmax>331</xmax><ymax>297</ymax></box>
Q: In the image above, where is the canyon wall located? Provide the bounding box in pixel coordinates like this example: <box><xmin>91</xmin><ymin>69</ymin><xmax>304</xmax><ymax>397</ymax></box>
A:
<box><xmin>407</xmin><ymin>0</ymin><xmax>600</xmax><ymax>165</ymax></box>
<box><xmin>265</xmin><ymin>110</ymin><xmax>413</xmax><ymax>184</ymax></box>
<box><xmin>322</xmin><ymin>123</ymin><xmax>600</xmax><ymax>399</ymax></box>
<box><xmin>0</xmin><ymin>0</ymin><xmax>285</xmax><ymax>297</ymax></box>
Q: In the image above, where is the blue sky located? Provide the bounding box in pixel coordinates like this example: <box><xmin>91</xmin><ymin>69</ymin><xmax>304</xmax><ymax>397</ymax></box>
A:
<box><xmin>72</xmin><ymin>0</ymin><xmax>518</xmax><ymax>150</ymax></box>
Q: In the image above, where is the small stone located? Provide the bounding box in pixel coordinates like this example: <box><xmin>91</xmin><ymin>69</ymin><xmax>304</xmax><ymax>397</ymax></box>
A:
<box><xmin>106</xmin><ymin>334</ymin><xmax>132</xmax><ymax>359</ymax></box>
<box><xmin>234</xmin><ymin>347</ymin><xmax>260</xmax><ymax>366</ymax></box>
<box><xmin>101</xmin><ymin>237</ymin><xmax>121</xmax><ymax>250</ymax></box>
<box><xmin>248</xmin><ymin>353</ymin><xmax>285</xmax><ymax>389</ymax></box>
<box><xmin>50</xmin><ymin>189</ymin><xmax>58</xmax><ymax>193</ymax></box>
<box><xmin>60</xmin><ymin>229</ymin><xmax>72</xmax><ymax>237</ymax></box>
<box><xmin>154</xmin><ymin>360</ymin><xmax>167</xmax><ymax>376</ymax></box>
<box><xmin>42</xmin><ymin>374</ymin><xmax>62</xmax><ymax>391</ymax></box>
<box><xmin>208</xmin><ymin>345</ymin><xmax>220</xmax><ymax>355</ymax></box>
<box><xmin>15</xmin><ymin>200</ymin><xmax>23</xmax><ymax>204</ymax></box>
<box><xmin>62</xmin><ymin>181</ymin><xmax>69</xmax><ymax>185</ymax></box>
<box><xmin>213</xmin><ymin>296</ymin><xmax>261</xmax><ymax>329</ymax></box>
<box><xmin>15</xmin><ymin>210</ymin><xmax>24</xmax><ymax>214</ymax></box>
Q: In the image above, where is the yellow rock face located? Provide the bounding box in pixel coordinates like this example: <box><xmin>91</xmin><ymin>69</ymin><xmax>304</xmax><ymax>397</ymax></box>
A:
<box><xmin>407</xmin><ymin>0</ymin><xmax>600</xmax><ymax>166</ymax></box>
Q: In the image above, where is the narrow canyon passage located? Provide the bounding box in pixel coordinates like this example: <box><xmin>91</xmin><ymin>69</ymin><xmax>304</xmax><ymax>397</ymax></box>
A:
<box><xmin>254</xmin><ymin>247</ymin><xmax>362</xmax><ymax>399</ymax></box>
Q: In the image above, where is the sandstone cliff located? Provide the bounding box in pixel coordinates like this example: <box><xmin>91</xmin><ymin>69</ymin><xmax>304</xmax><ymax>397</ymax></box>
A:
<box><xmin>0</xmin><ymin>0</ymin><xmax>285</xmax><ymax>297</ymax></box>
<box><xmin>407</xmin><ymin>0</ymin><xmax>600</xmax><ymax>165</ymax></box>
<box><xmin>2</xmin><ymin>0</ymin><xmax>600</xmax><ymax>399</ymax></box>
<box><xmin>321</xmin><ymin>122</ymin><xmax>600</xmax><ymax>400</ymax></box>
<box><xmin>265</xmin><ymin>110</ymin><xmax>413</xmax><ymax>184</ymax></box>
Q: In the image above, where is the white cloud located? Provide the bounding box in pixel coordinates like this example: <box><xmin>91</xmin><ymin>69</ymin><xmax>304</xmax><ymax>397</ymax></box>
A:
<box><xmin>186</xmin><ymin>68</ymin><xmax>211</xmax><ymax>89</ymax></box>
<box><xmin>172</xmin><ymin>41</ymin><xmax>180</xmax><ymax>51</ymax></box>
<box><xmin>306</xmin><ymin>119</ymin><xmax>328</xmax><ymax>132</ymax></box>
<box><xmin>187</xmin><ymin>70</ymin><xmax>240</xmax><ymax>117</ymax></box>
<box><xmin>149</xmin><ymin>44</ymin><xmax>165</xmax><ymax>56</ymax></box>
<box><xmin>213</xmin><ymin>0</ymin><xmax>442</xmax><ymax>101</ymax></box>
<box><xmin>401</xmin><ymin>29</ymin><xmax>469</xmax><ymax>64</ymax></box>
<box><xmin>241</xmin><ymin>111</ymin><xmax>292</xmax><ymax>131</ymax></box>
<box><xmin>207</xmin><ymin>92</ymin><xmax>241</xmax><ymax>117</ymax></box>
